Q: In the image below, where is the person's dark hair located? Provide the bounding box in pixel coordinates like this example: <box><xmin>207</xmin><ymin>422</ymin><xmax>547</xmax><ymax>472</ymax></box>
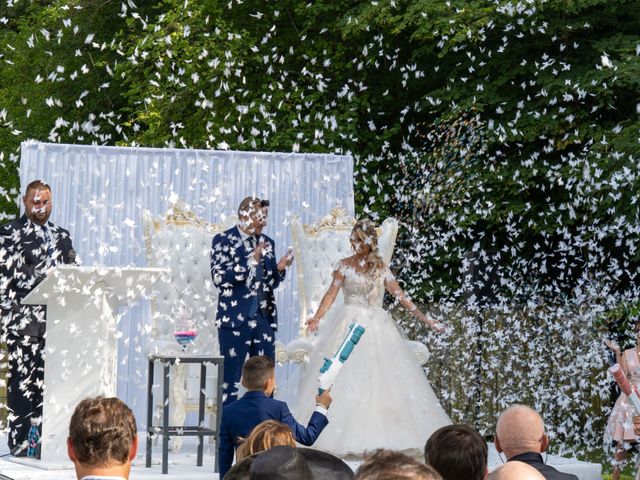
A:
<box><xmin>424</xmin><ymin>425</ymin><xmax>487</xmax><ymax>480</ymax></box>
<box><xmin>226</xmin><ymin>446</ymin><xmax>355</xmax><ymax>480</ymax></box>
<box><xmin>25</xmin><ymin>180</ymin><xmax>51</xmax><ymax>195</ymax></box>
<box><xmin>242</xmin><ymin>355</ymin><xmax>275</xmax><ymax>390</ymax></box>
<box><xmin>356</xmin><ymin>449</ymin><xmax>442</xmax><ymax>480</ymax></box>
<box><xmin>68</xmin><ymin>396</ymin><xmax>137</xmax><ymax>466</ymax></box>
<box><xmin>238</xmin><ymin>196</ymin><xmax>269</xmax><ymax>218</ymax></box>
<box><xmin>250</xmin><ymin>445</ymin><xmax>312</xmax><ymax>480</ymax></box>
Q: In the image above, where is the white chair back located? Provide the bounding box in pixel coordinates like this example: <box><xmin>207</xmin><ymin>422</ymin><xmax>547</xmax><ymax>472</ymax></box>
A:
<box><xmin>143</xmin><ymin>201</ymin><xmax>237</xmax><ymax>355</ymax></box>
<box><xmin>143</xmin><ymin>200</ymin><xmax>236</xmax><ymax>451</ymax></box>
<box><xmin>291</xmin><ymin>208</ymin><xmax>398</xmax><ymax>338</ymax></box>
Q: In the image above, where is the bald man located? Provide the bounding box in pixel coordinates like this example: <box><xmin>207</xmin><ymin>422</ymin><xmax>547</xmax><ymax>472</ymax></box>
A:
<box><xmin>488</xmin><ymin>461</ymin><xmax>545</xmax><ymax>480</ymax></box>
<box><xmin>494</xmin><ymin>405</ymin><xmax>577</xmax><ymax>480</ymax></box>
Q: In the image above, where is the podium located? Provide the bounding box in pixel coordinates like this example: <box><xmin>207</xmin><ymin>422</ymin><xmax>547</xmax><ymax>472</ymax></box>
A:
<box><xmin>21</xmin><ymin>265</ymin><xmax>164</xmax><ymax>464</ymax></box>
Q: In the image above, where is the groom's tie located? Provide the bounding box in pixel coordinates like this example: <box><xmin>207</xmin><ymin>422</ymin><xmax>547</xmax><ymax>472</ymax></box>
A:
<box><xmin>248</xmin><ymin>235</ymin><xmax>265</xmax><ymax>316</ymax></box>
<box><xmin>254</xmin><ymin>237</ymin><xmax>267</xmax><ymax>313</ymax></box>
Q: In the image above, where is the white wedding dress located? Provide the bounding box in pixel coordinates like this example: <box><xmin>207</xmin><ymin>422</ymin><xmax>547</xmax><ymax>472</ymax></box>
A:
<box><xmin>293</xmin><ymin>263</ymin><xmax>451</xmax><ymax>456</ymax></box>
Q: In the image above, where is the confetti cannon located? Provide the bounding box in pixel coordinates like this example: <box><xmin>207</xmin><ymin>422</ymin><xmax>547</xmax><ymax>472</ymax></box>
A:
<box><xmin>318</xmin><ymin>323</ymin><xmax>365</xmax><ymax>394</ymax></box>
<box><xmin>609</xmin><ymin>364</ymin><xmax>640</xmax><ymax>412</ymax></box>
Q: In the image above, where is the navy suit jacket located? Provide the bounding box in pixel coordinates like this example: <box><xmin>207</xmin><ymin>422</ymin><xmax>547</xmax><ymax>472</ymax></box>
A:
<box><xmin>509</xmin><ymin>452</ymin><xmax>579</xmax><ymax>480</ymax></box>
<box><xmin>211</xmin><ymin>226</ymin><xmax>284</xmax><ymax>330</ymax></box>
<box><xmin>0</xmin><ymin>215</ymin><xmax>74</xmax><ymax>337</ymax></box>
<box><xmin>218</xmin><ymin>391</ymin><xmax>329</xmax><ymax>478</ymax></box>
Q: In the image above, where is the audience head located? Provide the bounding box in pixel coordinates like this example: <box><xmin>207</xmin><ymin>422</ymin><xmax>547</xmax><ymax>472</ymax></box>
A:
<box><xmin>23</xmin><ymin>179</ymin><xmax>52</xmax><ymax>225</ymax></box>
<box><xmin>225</xmin><ymin>445</ymin><xmax>355</xmax><ymax>480</ymax></box>
<box><xmin>487</xmin><ymin>461</ymin><xmax>545</xmax><ymax>480</ymax></box>
<box><xmin>238</xmin><ymin>196</ymin><xmax>269</xmax><ymax>235</ymax></box>
<box><xmin>424</xmin><ymin>424</ymin><xmax>488</xmax><ymax>480</ymax></box>
<box><xmin>495</xmin><ymin>405</ymin><xmax>548</xmax><ymax>459</ymax></box>
<box><xmin>355</xmin><ymin>449</ymin><xmax>442</xmax><ymax>480</ymax></box>
<box><xmin>241</xmin><ymin>355</ymin><xmax>276</xmax><ymax>395</ymax></box>
<box><xmin>67</xmin><ymin>396</ymin><xmax>137</xmax><ymax>480</ymax></box>
<box><xmin>250</xmin><ymin>445</ymin><xmax>311</xmax><ymax>480</ymax></box>
<box><xmin>237</xmin><ymin>420</ymin><xmax>296</xmax><ymax>461</ymax></box>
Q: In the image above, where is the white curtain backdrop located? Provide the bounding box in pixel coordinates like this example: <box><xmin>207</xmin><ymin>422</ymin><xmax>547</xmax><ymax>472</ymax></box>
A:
<box><xmin>19</xmin><ymin>140</ymin><xmax>355</xmax><ymax>425</ymax></box>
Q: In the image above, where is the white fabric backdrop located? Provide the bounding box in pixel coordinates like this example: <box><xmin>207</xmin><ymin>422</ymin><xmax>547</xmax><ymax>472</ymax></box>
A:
<box><xmin>19</xmin><ymin>140</ymin><xmax>354</xmax><ymax>425</ymax></box>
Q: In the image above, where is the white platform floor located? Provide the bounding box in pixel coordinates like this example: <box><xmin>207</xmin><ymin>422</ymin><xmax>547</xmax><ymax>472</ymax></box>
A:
<box><xmin>0</xmin><ymin>435</ymin><xmax>601</xmax><ymax>480</ymax></box>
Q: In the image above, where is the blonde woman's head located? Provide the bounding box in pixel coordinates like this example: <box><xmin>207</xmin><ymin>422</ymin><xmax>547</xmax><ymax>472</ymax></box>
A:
<box><xmin>236</xmin><ymin>420</ymin><xmax>296</xmax><ymax>461</ymax></box>
<box><xmin>351</xmin><ymin>219</ymin><xmax>385</xmax><ymax>274</ymax></box>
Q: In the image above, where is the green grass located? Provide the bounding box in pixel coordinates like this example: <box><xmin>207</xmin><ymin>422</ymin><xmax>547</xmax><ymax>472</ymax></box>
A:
<box><xmin>583</xmin><ymin>446</ymin><xmax>637</xmax><ymax>480</ymax></box>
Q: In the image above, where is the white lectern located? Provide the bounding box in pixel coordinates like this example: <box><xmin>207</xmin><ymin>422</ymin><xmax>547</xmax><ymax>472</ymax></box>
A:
<box><xmin>21</xmin><ymin>265</ymin><xmax>164</xmax><ymax>465</ymax></box>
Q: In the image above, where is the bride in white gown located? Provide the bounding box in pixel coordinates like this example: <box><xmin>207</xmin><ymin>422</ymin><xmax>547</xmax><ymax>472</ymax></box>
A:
<box><xmin>293</xmin><ymin>219</ymin><xmax>451</xmax><ymax>456</ymax></box>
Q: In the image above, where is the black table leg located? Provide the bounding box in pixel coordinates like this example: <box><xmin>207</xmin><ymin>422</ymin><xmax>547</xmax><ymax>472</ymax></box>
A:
<box><xmin>162</xmin><ymin>362</ymin><xmax>170</xmax><ymax>474</ymax></box>
<box><xmin>146</xmin><ymin>358</ymin><xmax>154</xmax><ymax>468</ymax></box>
<box><xmin>214</xmin><ymin>359</ymin><xmax>224</xmax><ymax>473</ymax></box>
<box><xmin>197</xmin><ymin>362</ymin><xmax>206</xmax><ymax>467</ymax></box>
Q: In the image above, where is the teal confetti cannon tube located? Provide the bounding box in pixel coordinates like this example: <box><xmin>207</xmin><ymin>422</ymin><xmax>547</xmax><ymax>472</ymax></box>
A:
<box><xmin>318</xmin><ymin>323</ymin><xmax>366</xmax><ymax>394</ymax></box>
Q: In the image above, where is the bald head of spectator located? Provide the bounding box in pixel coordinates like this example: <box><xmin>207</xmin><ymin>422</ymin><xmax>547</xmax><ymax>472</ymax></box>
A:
<box><xmin>488</xmin><ymin>461</ymin><xmax>545</xmax><ymax>480</ymax></box>
<box><xmin>494</xmin><ymin>405</ymin><xmax>548</xmax><ymax>459</ymax></box>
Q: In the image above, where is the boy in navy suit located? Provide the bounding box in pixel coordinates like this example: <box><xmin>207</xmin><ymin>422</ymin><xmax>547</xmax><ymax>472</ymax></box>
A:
<box><xmin>218</xmin><ymin>356</ymin><xmax>332</xmax><ymax>478</ymax></box>
<box><xmin>211</xmin><ymin>196</ymin><xmax>293</xmax><ymax>405</ymax></box>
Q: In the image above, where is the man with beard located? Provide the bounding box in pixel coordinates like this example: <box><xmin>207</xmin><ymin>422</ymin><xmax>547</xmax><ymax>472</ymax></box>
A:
<box><xmin>0</xmin><ymin>180</ymin><xmax>75</xmax><ymax>456</ymax></box>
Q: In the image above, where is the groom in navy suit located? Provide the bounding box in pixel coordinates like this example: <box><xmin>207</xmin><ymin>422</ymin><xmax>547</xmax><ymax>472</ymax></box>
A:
<box><xmin>211</xmin><ymin>196</ymin><xmax>293</xmax><ymax>405</ymax></box>
<box><xmin>218</xmin><ymin>356</ymin><xmax>331</xmax><ymax>478</ymax></box>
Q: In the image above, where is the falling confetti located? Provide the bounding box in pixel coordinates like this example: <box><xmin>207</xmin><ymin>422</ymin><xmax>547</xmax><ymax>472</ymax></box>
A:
<box><xmin>0</xmin><ymin>0</ymin><xmax>639</xmax><ymax>460</ymax></box>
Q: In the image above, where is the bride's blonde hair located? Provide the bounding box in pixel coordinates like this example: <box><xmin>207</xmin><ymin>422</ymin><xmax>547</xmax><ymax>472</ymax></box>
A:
<box><xmin>351</xmin><ymin>219</ymin><xmax>385</xmax><ymax>275</ymax></box>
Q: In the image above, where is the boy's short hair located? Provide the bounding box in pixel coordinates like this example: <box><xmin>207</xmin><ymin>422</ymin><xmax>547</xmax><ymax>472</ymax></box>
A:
<box><xmin>242</xmin><ymin>355</ymin><xmax>275</xmax><ymax>390</ymax></box>
<box><xmin>424</xmin><ymin>425</ymin><xmax>487</xmax><ymax>480</ymax></box>
<box><xmin>69</xmin><ymin>396</ymin><xmax>137</xmax><ymax>466</ymax></box>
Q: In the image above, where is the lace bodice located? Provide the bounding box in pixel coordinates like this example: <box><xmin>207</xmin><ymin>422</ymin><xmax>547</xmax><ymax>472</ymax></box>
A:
<box><xmin>338</xmin><ymin>264</ymin><xmax>394</xmax><ymax>308</ymax></box>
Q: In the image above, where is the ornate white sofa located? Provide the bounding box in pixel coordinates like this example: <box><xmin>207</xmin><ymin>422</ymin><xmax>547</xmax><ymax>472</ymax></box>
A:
<box><xmin>143</xmin><ymin>200</ymin><xmax>236</xmax><ymax>451</ymax></box>
<box><xmin>285</xmin><ymin>207</ymin><xmax>429</xmax><ymax>364</ymax></box>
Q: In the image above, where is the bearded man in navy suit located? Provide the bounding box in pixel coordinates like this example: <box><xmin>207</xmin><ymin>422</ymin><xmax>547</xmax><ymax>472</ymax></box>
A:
<box><xmin>218</xmin><ymin>356</ymin><xmax>331</xmax><ymax>478</ymax></box>
<box><xmin>211</xmin><ymin>196</ymin><xmax>293</xmax><ymax>405</ymax></box>
<box><xmin>0</xmin><ymin>180</ymin><xmax>76</xmax><ymax>455</ymax></box>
